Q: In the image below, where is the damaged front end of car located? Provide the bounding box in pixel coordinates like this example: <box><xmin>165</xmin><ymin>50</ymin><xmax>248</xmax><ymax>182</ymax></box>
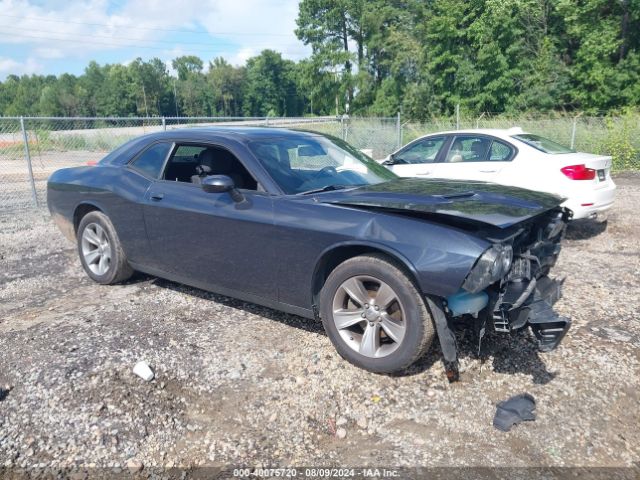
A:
<box><xmin>429</xmin><ymin>208</ymin><xmax>571</xmax><ymax>381</ymax></box>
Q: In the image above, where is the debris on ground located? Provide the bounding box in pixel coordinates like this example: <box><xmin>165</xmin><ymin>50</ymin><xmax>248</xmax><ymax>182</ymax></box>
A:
<box><xmin>0</xmin><ymin>385</ymin><xmax>10</xmax><ymax>401</ymax></box>
<box><xmin>493</xmin><ymin>393</ymin><xmax>536</xmax><ymax>432</ymax></box>
<box><xmin>133</xmin><ymin>361</ymin><xmax>155</xmax><ymax>382</ymax></box>
<box><xmin>126</xmin><ymin>458</ymin><xmax>144</xmax><ymax>472</ymax></box>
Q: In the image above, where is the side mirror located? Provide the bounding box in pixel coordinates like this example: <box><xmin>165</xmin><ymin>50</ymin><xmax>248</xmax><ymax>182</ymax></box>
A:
<box><xmin>383</xmin><ymin>154</ymin><xmax>402</xmax><ymax>166</ymax></box>
<box><xmin>201</xmin><ymin>175</ymin><xmax>245</xmax><ymax>203</ymax></box>
<box><xmin>382</xmin><ymin>154</ymin><xmax>394</xmax><ymax>166</ymax></box>
<box><xmin>202</xmin><ymin>175</ymin><xmax>234</xmax><ymax>193</ymax></box>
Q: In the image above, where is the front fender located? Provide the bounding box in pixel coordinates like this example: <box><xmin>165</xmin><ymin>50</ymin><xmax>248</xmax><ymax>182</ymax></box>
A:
<box><xmin>353</xmin><ymin>212</ymin><xmax>490</xmax><ymax>297</ymax></box>
<box><xmin>311</xmin><ymin>239</ymin><xmax>424</xmax><ymax>304</ymax></box>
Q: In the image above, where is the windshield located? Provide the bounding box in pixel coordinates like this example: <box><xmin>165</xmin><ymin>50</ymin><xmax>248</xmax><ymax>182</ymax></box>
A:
<box><xmin>248</xmin><ymin>134</ymin><xmax>397</xmax><ymax>194</ymax></box>
<box><xmin>512</xmin><ymin>134</ymin><xmax>575</xmax><ymax>154</ymax></box>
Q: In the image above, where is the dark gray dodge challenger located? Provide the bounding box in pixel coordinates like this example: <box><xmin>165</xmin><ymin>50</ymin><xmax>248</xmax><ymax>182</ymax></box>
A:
<box><xmin>47</xmin><ymin>127</ymin><xmax>571</xmax><ymax>377</ymax></box>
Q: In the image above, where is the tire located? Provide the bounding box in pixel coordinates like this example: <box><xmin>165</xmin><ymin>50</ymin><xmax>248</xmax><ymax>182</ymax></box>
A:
<box><xmin>76</xmin><ymin>210</ymin><xmax>133</xmax><ymax>285</ymax></box>
<box><xmin>320</xmin><ymin>254</ymin><xmax>435</xmax><ymax>373</ymax></box>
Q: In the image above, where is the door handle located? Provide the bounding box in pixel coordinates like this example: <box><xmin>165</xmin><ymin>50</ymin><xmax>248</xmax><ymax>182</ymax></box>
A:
<box><xmin>150</xmin><ymin>193</ymin><xmax>164</xmax><ymax>201</ymax></box>
<box><xmin>416</xmin><ymin>171</ymin><xmax>433</xmax><ymax>176</ymax></box>
<box><xmin>479</xmin><ymin>169</ymin><xmax>497</xmax><ymax>173</ymax></box>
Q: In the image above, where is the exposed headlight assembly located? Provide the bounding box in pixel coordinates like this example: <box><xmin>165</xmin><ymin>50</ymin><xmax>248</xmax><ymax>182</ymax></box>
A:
<box><xmin>462</xmin><ymin>244</ymin><xmax>513</xmax><ymax>293</ymax></box>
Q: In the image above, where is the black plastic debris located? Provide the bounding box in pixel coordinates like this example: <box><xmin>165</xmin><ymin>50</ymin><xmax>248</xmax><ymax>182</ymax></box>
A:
<box><xmin>0</xmin><ymin>386</ymin><xmax>10</xmax><ymax>401</ymax></box>
<box><xmin>493</xmin><ymin>393</ymin><xmax>536</xmax><ymax>432</ymax></box>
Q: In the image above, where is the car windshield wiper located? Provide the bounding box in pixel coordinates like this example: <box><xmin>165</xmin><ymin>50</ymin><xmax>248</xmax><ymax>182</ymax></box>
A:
<box><xmin>298</xmin><ymin>184</ymin><xmax>353</xmax><ymax>195</ymax></box>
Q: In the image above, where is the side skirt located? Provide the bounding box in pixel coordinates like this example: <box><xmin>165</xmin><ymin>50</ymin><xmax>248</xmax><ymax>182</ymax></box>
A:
<box><xmin>129</xmin><ymin>262</ymin><xmax>316</xmax><ymax>320</ymax></box>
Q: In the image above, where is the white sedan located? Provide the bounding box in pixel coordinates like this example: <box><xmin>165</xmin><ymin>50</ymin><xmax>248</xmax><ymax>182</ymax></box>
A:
<box><xmin>381</xmin><ymin>128</ymin><xmax>616</xmax><ymax>220</ymax></box>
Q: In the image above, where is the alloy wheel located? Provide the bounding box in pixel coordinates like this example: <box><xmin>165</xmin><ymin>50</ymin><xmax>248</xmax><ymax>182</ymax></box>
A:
<box><xmin>331</xmin><ymin>275</ymin><xmax>406</xmax><ymax>358</ymax></box>
<box><xmin>81</xmin><ymin>222</ymin><xmax>112</xmax><ymax>276</ymax></box>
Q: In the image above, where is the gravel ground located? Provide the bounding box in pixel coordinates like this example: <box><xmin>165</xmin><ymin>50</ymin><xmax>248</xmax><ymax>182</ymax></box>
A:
<box><xmin>0</xmin><ymin>173</ymin><xmax>639</xmax><ymax>474</ymax></box>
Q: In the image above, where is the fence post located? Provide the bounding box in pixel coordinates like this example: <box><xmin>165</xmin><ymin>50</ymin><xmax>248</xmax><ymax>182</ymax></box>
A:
<box><xmin>20</xmin><ymin>117</ymin><xmax>39</xmax><ymax>208</ymax></box>
<box><xmin>162</xmin><ymin>116</ymin><xmax>166</xmax><ymax>131</ymax></box>
<box><xmin>570</xmin><ymin>115</ymin><xmax>578</xmax><ymax>149</ymax></box>
<box><xmin>396</xmin><ymin>112</ymin><xmax>401</xmax><ymax>149</ymax></box>
<box><xmin>456</xmin><ymin>104</ymin><xmax>460</xmax><ymax>130</ymax></box>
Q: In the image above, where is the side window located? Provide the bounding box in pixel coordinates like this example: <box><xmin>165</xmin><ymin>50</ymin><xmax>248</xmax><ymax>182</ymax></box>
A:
<box><xmin>489</xmin><ymin>140</ymin><xmax>514</xmax><ymax>161</ymax></box>
<box><xmin>163</xmin><ymin>143</ymin><xmax>259</xmax><ymax>191</ymax></box>
<box><xmin>395</xmin><ymin>137</ymin><xmax>445</xmax><ymax>164</ymax></box>
<box><xmin>129</xmin><ymin>142</ymin><xmax>172</xmax><ymax>178</ymax></box>
<box><xmin>172</xmin><ymin>145</ymin><xmax>207</xmax><ymax>164</ymax></box>
<box><xmin>445</xmin><ymin>136</ymin><xmax>491</xmax><ymax>163</ymax></box>
<box><xmin>161</xmin><ymin>145</ymin><xmax>207</xmax><ymax>182</ymax></box>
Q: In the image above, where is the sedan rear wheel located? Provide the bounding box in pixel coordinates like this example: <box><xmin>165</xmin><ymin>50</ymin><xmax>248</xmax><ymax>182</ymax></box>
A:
<box><xmin>77</xmin><ymin>210</ymin><xmax>133</xmax><ymax>285</ymax></box>
<box><xmin>320</xmin><ymin>254</ymin><xmax>435</xmax><ymax>373</ymax></box>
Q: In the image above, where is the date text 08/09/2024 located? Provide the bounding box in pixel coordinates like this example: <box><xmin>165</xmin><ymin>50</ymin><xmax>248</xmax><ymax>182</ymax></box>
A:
<box><xmin>232</xmin><ymin>468</ymin><xmax>401</xmax><ymax>478</ymax></box>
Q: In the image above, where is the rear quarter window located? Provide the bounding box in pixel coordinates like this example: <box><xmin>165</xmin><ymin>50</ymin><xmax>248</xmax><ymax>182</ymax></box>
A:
<box><xmin>98</xmin><ymin>136</ymin><xmax>150</xmax><ymax>165</ymax></box>
<box><xmin>489</xmin><ymin>140</ymin><xmax>514</xmax><ymax>161</ymax></box>
<box><xmin>129</xmin><ymin>142</ymin><xmax>173</xmax><ymax>179</ymax></box>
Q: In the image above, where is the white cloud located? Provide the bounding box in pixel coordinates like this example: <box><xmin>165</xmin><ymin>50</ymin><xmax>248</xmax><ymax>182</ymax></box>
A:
<box><xmin>0</xmin><ymin>0</ymin><xmax>207</xmax><ymax>53</ymax></box>
<box><xmin>230</xmin><ymin>47</ymin><xmax>257</xmax><ymax>67</ymax></box>
<box><xmin>0</xmin><ymin>56</ymin><xmax>43</xmax><ymax>75</ymax></box>
<box><xmin>200</xmin><ymin>0</ymin><xmax>309</xmax><ymax>60</ymax></box>
<box><xmin>0</xmin><ymin>0</ymin><xmax>310</xmax><ymax>77</ymax></box>
<box><xmin>34</xmin><ymin>47</ymin><xmax>64</xmax><ymax>59</ymax></box>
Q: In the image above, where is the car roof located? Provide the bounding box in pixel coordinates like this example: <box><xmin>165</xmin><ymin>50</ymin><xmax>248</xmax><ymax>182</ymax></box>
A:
<box><xmin>100</xmin><ymin>126</ymin><xmax>329</xmax><ymax>167</ymax></box>
<box><xmin>416</xmin><ymin>127</ymin><xmax>527</xmax><ymax>139</ymax></box>
<box><xmin>141</xmin><ymin>126</ymin><xmax>324</xmax><ymax>143</ymax></box>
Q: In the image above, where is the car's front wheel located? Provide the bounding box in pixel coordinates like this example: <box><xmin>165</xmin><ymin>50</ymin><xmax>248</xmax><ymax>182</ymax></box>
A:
<box><xmin>320</xmin><ymin>254</ymin><xmax>435</xmax><ymax>373</ymax></box>
<box><xmin>77</xmin><ymin>210</ymin><xmax>133</xmax><ymax>285</ymax></box>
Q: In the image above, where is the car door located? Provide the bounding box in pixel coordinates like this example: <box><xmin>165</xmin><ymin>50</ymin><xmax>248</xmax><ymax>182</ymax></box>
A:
<box><xmin>436</xmin><ymin>135</ymin><xmax>516</xmax><ymax>182</ymax></box>
<box><xmin>385</xmin><ymin>136</ymin><xmax>447</xmax><ymax>178</ymax></box>
<box><xmin>142</xmin><ymin>142</ymin><xmax>278</xmax><ymax>300</ymax></box>
<box><xmin>120</xmin><ymin>140</ymin><xmax>175</xmax><ymax>266</ymax></box>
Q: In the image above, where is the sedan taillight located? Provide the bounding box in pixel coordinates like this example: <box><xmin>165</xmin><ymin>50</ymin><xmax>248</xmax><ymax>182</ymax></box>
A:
<box><xmin>561</xmin><ymin>164</ymin><xmax>596</xmax><ymax>180</ymax></box>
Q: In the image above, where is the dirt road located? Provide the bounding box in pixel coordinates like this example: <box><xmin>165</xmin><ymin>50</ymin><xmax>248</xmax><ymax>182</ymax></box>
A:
<box><xmin>0</xmin><ymin>174</ymin><xmax>639</xmax><ymax>472</ymax></box>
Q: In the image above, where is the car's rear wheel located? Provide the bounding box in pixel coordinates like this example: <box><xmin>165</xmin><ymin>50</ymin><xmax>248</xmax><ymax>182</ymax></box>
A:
<box><xmin>320</xmin><ymin>254</ymin><xmax>435</xmax><ymax>373</ymax></box>
<box><xmin>77</xmin><ymin>211</ymin><xmax>133</xmax><ymax>284</ymax></box>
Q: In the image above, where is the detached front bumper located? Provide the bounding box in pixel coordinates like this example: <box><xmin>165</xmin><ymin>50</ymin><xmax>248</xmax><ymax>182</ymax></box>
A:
<box><xmin>495</xmin><ymin>276</ymin><xmax>571</xmax><ymax>352</ymax></box>
<box><xmin>428</xmin><ymin>275</ymin><xmax>571</xmax><ymax>382</ymax></box>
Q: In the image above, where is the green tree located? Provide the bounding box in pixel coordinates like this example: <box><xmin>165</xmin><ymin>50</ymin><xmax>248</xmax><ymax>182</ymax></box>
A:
<box><xmin>129</xmin><ymin>58</ymin><xmax>171</xmax><ymax>116</ymax></box>
<box><xmin>1</xmin><ymin>0</ymin><xmax>640</xmax><ymax>119</ymax></box>
<box><xmin>243</xmin><ymin>50</ymin><xmax>302</xmax><ymax>116</ymax></box>
<box><xmin>296</xmin><ymin>0</ymin><xmax>362</xmax><ymax>111</ymax></box>
<box><xmin>172</xmin><ymin>55</ymin><xmax>204</xmax><ymax>81</ymax></box>
<box><xmin>557</xmin><ymin>0</ymin><xmax>640</xmax><ymax>111</ymax></box>
<box><xmin>100</xmin><ymin>64</ymin><xmax>138</xmax><ymax>116</ymax></box>
<box><xmin>207</xmin><ymin>57</ymin><xmax>245</xmax><ymax>116</ymax></box>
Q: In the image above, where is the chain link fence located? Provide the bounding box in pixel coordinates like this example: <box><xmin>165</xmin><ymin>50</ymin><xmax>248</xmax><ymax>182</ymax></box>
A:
<box><xmin>1</xmin><ymin>114</ymin><xmax>638</xmax><ymax>215</ymax></box>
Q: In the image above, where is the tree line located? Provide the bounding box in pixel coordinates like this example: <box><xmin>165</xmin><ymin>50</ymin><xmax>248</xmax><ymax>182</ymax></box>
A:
<box><xmin>1</xmin><ymin>0</ymin><xmax>638</xmax><ymax>119</ymax></box>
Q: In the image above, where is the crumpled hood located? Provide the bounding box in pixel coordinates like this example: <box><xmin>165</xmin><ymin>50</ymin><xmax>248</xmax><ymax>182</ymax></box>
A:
<box><xmin>318</xmin><ymin>178</ymin><xmax>565</xmax><ymax>228</ymax></box>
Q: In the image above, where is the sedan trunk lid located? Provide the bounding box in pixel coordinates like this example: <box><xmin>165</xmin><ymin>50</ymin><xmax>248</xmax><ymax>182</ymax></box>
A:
<box><xmin>557</xmin><ymin>152</ymin><xmax>612</xmax><ymax>172</ymax></box>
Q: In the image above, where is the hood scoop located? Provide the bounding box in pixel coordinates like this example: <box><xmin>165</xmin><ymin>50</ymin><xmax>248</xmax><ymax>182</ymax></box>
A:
<box><xmin>439</xmin><ymin>191</ymin><xmax>476</xmax><ymax>200</ymax></box>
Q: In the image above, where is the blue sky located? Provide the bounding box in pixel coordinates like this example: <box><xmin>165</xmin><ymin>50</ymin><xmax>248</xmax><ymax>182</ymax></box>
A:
<box><xmin>0</xmin><ymin>0</ymin><xmax>311</xmax><ymax>79</ymax></box>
